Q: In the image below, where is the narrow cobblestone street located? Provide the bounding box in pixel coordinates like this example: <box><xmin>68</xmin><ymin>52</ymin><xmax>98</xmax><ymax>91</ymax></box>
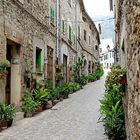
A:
<box><xmin>0</xmin><ymin>76</ymin><xmax>107</xmax><ymax>140</ymax></box>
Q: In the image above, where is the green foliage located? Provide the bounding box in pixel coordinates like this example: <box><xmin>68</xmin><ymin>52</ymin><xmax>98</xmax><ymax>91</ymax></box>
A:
<box><xmin>51</xmin><ymin>82</ymin><xmax>81</xmax><ymax>100</ymax></box>
<box><xmin>87</xmin><ymin>73</ymin><xmax>97</xmax><ymax>82</ymax></box>
<box><xmin>105</xmin><ymin>64</ymin><xmax>126</xmax><ymax>91</ymax></box>
<box><xmin>0</xmin><ymin>103</ymin><xmax>16</xmax><ymax>122</ymax></box>
<box><xmin>32</xmin><ymin>88</ymin><xmax>51</xmax><ymax>104</ymax></box>
<box><xmin>21</xmin><ymin>91</ymin><xmax>38</xmax><ymax>113</ymax></box>
<box><xmin>79</xmin><ymin>74</ymin><xmax>88</xmax><ymax>86</ymax></box>
<box><xmin>95</xmin><ymin>64</ymin><xmax>104</xmax><ymax>79</ymax></box>
<box><xmin>100</xmin><ymin>64</ymin><xmax>126</xmax><ymax>140</ymax></box>
<box><xmin>0</xmin><ymin>59</ymin><xmax>10</xmax><ymax>73</ymax></box>
<box><xmin>68</xmin><ymin>82</ymin><xmax>81</xmax><ymax>92</ymax></box>
<box><xmin>73</xmin><ymin>55</ymin><xmax>85</xmax><ymax>84</ymax></box>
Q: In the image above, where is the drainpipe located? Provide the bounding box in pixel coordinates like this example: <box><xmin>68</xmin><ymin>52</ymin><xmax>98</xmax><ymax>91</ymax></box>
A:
<box><xmin>75</xmin><ymin>0</ymin><xmax>78</xmax><ymax>60</ymax></box>
<box><xmin>56</xmin><ymin>0</ymin><xmax>59</xmax><ymax>64</ymax></box>
<box><xmin>59</xmin><ymin>0</ymin><xmax>62</xmax><ymax>64</ymax></box>
<box><xmin>56</xmin><ymin>0</ymin><xmax>61</xmax><ymax>64</ymax></box>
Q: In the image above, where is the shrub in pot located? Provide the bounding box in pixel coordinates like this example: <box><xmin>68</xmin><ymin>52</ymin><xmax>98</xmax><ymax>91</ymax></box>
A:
<box><xmin>32</xmin><ymin>88</ymin><xmax>51</xmax><ymax>111</ymax></box>
<box><xmin>0</xmin><ymin>103</ymin><xmax>16</xmax><ymax>129</ymax></box>
<box><xmin>21</xmin><ymin>91</ymin><xmax>38</xmax><ymax>117</ymax></box>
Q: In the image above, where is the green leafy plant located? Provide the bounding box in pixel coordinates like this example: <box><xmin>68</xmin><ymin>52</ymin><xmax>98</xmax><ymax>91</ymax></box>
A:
<box><xmin>0</xmin><ymin>59</ymin><xmax>10</xmax><ymax>73</ymax></box>
<box><xmin>21</xmin><ymin>91</ymin><xmax>38</xmax><ymax>114</ymax></box>
<box><xmin>95</xmin><ymin>64</ymin><xmax>104</xmax><ymax>80</ymax></box>
<box><xmin>100</xmin><ymin>64</ymin><xmax>126</xmax><ymax>140</ymax></box>
<box><xmin>32</xmin><ymin>88</ymin><xmax>51</xmax><ymax>104</ymax></box>
<box><xmin>0</xmin><ymin>103</ymin><xmax>16</xmax><ymax>123</ymax></box>
<box><xmin>87</xmin><ymin>73</ymin><xmax>97</xmax><ymax>82</ymax></box>
<box><xmin>73</xmin><ymin>55</ymin><xmax>85</xmax><ymax>84</ymax></box>
<box><xmin>79</xmin><ymin>74</ymin><xmax>88</xmax><ymax>87</ymax></box>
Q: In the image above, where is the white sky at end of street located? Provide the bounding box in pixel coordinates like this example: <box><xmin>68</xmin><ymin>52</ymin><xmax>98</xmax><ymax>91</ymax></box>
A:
<box><xmin>83</xmin><ymin>0</ymin><xmax>114</xmax><ymax>17</ymax></box>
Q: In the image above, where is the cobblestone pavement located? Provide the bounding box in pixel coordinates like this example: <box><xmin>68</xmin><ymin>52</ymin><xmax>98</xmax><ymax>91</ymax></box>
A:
<box><xmin>0</xmin><ymin>76</ymin><xmax>107</xmax><ymax>140</ymax></box>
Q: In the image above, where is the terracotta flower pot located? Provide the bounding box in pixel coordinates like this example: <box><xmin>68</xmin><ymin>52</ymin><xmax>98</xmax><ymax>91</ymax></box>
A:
<box><xmin>36</xmin><ymin>105</ymin><xmax>43</xmax><ymax>112</ymax></box>
<box><xmin>0</xmin><ymin>124</ymin><xmax>2</xmax><ymax>132</ymax></box>
<box><xmin>1</xmin><ymin>121</ymin><xmax>8</xmax><ymax>130</ymax></box>
<box><xmin>119</xmin><ymin>75</ymin><xmax>127</xmax><ymax>85</ymax></box>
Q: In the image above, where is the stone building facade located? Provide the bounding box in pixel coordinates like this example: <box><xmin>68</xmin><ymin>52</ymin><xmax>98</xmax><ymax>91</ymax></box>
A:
<box><xmin>0</xmin><ymin>0</ymin><xmax>100</xmax><ymax>109</ymax></box>
<box><xmin>111</xmin><ymin>0</ymin><xmax>140</xmax><ymax>139</ymax></box>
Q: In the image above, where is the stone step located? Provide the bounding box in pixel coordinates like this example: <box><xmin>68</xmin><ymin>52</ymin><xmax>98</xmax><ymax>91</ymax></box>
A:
<box><xmin>13</xmin><ymin>112</ymin><xmax>24</xmax><ymax>123</ymax></box>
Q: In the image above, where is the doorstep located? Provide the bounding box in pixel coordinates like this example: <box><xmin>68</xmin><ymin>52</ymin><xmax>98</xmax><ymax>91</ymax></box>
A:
<box><xmin>13</xmin><ymin>112</ymin><xmax>24</xmax><ymax>124</ymax></box>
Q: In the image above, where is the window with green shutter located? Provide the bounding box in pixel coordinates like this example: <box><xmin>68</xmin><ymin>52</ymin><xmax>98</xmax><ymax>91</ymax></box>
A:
<box><xmin>36</xmin><ymin>47</ymin><xmax>42</xmax><ymax>72</ymax></box>
<box><xmin>50</xmin><ymin>7</ymin><xmax>55</xmax><ymax>25</ymax></box>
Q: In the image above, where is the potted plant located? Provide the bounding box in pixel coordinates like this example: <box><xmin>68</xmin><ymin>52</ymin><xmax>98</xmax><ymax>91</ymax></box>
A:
<box><xmin>21</xmin><ymin>91</ymin><xmax>38</xmax><ymax>117</ymax></box>
<box><xmin>0</xmin><ymin>59</ymin><xmax>10</xmax><ymax>78</ymax></box>
<box><xmin>0</xmin><ymin>103</ymin><xmax>15</xmax><ymax>129</ymax></box>
<box><xmin>32</xmin><ymin>88</ymin><xmax>51</xmax><ymax>112</ymax></box>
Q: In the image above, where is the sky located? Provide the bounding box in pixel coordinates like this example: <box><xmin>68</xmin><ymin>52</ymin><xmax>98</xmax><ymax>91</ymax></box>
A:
<box><xmin>83</xmin><ymin>0</ymin><xmax>113</xmax><ymax>17</ymax></box>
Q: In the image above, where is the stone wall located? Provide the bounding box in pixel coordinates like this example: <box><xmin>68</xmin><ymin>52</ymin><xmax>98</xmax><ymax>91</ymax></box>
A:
<box><xmin>0</xmin><ymin>0</ymin><xmax>56</xmax><ymax>107</ymax></box>
<box><xmin>117</xmin><ymin>0</ymin><xmax>140</xmax><ymax>139</ymax></box>
<box><xmin>125</xmin><ymin>1</ymin><xmax>140</xmax><ymax>139</ymax></box>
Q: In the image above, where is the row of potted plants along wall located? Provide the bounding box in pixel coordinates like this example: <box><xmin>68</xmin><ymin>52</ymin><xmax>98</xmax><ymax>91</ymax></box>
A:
<box><xmin>21</xmin><ymin>82</ymin><xmax>81</xmax><ymax>117</ymax></box>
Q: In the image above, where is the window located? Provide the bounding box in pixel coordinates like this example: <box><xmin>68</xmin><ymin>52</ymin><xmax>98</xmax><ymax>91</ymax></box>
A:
<box><xmin>95</xmin><ymin>45</ymin><xmax>98</xmax><ymax>51</ymax></box>
<box><xmin>106</xmin><ymin>54</ymin><xmax>108</xmax><ymax>60</ymax></box>
<box><xmin>68</xmin><ymin>25</ymin><xmax>72</xmax><ymax>41</ymax></box>
<box><xmin>78</xmin><ymin>25</ymin><xmax>80</xmax><ymax>39</ymax></box>
<box><xmin>104</xmin><ymin>54</ymin><xmax>108</xmax><ymax>60</ymax></box>
<box><xmin>62</xmin><ymin>20</ymin><xmax>65</xmax><ymax>33</ymax></box>
<box><xmin>112</xmin><ymin>51</ymin><xmax>114</xmax><ymax>57</ymax></box>
<box><xmin>84</xmin><ymin>30</ymin><xmax>86</xmax><ymax>41</ymax></box>
<box><xmin>89</xmin><ymin>36</ymin><xmax>91</xmax><ymax>45</ymax></box>
<box><xmin>100</xmin><ymin>56</ymin><xmax>103</xmax><ymax>61</ymax></box>
<box><xmin>73</xmin><ymin>33</ymin><xmax>76</xmax><ymax>45</ymax></box>
<box><xmin>36</xmin><ymin>47</ymin><xmax>42</xmax><ymax>72</ymax></box>
<box><xmin>104</xmin><ymin>55</ymin><xmax>106</xmax><ymax>60</ymax></box>
<box><xmin>110</xmin><ymin>52</ymin><xmax>112</xmax><ymax>58</ymax></box>
<box><xmin>50</xmin><ymin>7</ymin><xmax>55</xmax><ymax>25</ymax></box>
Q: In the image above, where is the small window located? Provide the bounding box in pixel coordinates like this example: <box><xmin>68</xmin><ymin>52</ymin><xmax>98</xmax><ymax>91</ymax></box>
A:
<box><xmin>106</xmin><ymin>54</ymin><xmax>108</xmax><ymax>60</ymax></box>
<box><xmin>78</xmin><ymin>25</ymin><xmax>80</xmax><ymax>39</ymax></box>
<box><xmin>62</xmin><ymin>20</ymin><xmax>65</xmax><ymax>33</ymax></box>
<box><xmin>84</xmin><ymin>30</ymin><xmax>86</xmax><ymax>41</ymax></box>
<box><xmin>36</xmin><ymin>47</ymin><xmax>42</xmax><ymax>72</ymax></box>
<box><xmin>73</xmin><ymin>33</ymin><xmax>76</xmax><ymax>45</ymax></box>
<box><xmin>50</xmin><ymin>7</ymin><xmax>55</xmax><ymax>25</ymax></box>
<box><xmin>89</xmin><ymin>36</ymin><xmax>91</xmax><ymax>45</ymax></box>
<box><xmin>95</xmin><ymin>45</ymin><xmax>98</xmax><ymax>51</ymax></box>
<box><xmin>68</xmin><ymin>25</ymin><xmax>72</xmax><ymax>41</ymax></box>
<box><xmin>104</xmin><ymin>55</ymin><xmax>106</xmax><ymax>60</ymax></box>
